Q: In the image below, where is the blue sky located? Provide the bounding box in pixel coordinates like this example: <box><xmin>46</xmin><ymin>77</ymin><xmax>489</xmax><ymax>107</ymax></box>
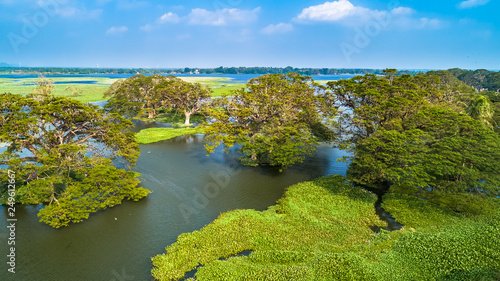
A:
<box><xmin>0</xmin><ymin>0</ymin><xmax>499</xmax><ymax>69</ymax></box>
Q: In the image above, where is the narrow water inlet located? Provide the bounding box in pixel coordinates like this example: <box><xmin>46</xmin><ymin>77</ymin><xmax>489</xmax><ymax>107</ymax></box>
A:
<box><xmin>363</xmin><ymin>186</ymin><xmax>404</xmax><ymax>232</ymax></box>
<box><xmin>182</xmin><ymin>251</ymin><xmax>253</xmax><ymax>280</ymax></box>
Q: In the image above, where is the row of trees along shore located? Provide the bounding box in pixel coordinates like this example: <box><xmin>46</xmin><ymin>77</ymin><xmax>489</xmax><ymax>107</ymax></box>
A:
<box><xmin>0</xmin><ymin>66</ymin><xmax>420</xmax><ymax>76</ymax></box>
<box><xmin>1</xmin><ymin>69</ymin><xmax>499</xmax><ymax>227</ymax></box>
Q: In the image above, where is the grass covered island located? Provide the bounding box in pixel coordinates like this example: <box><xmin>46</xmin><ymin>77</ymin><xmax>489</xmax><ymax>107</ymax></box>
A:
<box><xmin>151</xmin><ymin>176</ymin><xmax>500</xmax><ymax>280</ymax></box>
<box><xmin>135</xmin><ymin>127</ymin><xmax>205</xmax><ymax>144</ymax></box>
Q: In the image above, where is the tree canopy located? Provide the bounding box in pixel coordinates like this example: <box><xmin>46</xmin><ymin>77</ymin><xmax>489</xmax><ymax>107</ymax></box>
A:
<box><xmin>0</xmin><ymin>92</ymin><xmax>150</xmax><ymax>228</ymax></box>
<box><xmin>160</xmin><ymin>78</ymin><xmax>212</xmax><ymax>125</ymax></box>
<box><xmin>203</xmin><ymin>73</ymin><xmax>334</xmax><ymax>170</ymax></box>
<box><xmin>104</xmin><ymin>74</ymin><xmax>211</xmax><ymax>124</ymax></box>
<box><xmin>326</xmin><ymin>74</ymin><xmax>500</xmax><ymax>199</ymax></box>
<box><xmin>449</xmin><ymin>68</ymin><xmax>500</xmax><ymax>92</ymax></box>
<box><xmin>104</xmin><ymin>74</ymin><xmax>173</xmax><ymax>119</ymax></box>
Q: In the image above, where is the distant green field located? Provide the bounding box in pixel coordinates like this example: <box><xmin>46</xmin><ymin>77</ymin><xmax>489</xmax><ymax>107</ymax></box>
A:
<box><xmin>0</xmin><ymin>76</ymin><xmax>246</xmax><ymax>102</ymax></box>
<box><xmin>0</xmin><ymin>77</ymin><xmax>117</xmax><ymax>103</ymax></box>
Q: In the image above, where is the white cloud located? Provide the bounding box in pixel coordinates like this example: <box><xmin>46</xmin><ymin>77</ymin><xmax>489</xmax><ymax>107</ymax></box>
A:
<box><xmin>157</xmin><ymin>12</ymin><xmax>180</xmax><ymax>24</ymax></box>
<box><xmin>106</xmin><ymin>26</ymin><xmax>128</xmax><ymax>35</ymax></box>
<box><xmin>261</xmin><ymin>23</ymin><xmax>293</xmax><ymax>35</ymax></box>
<box><xmin>295</xmin><ymin>0</ymin><xmax>379</xmax><ymax>24</ymax></box>
<box><xmin>458</xmin><ymin>0</ymin><xmax>490</xmax><ymax>9</ymax></box>
<box><xmin>187</xmin><ymin>7</ymin><xmax>260</xmax><ymax>26</ymax></box>
<box><xmin>417</xmin><ymin>18</ymin><xmax>442</xmax><ymax>29</ymax></box>
<box><xmin>140</xmin><ymin>24</ymin><xmax>153</xmax><ymax>32</ymax></box>
<box><xmin>296</xmin><ymin>1</ymin><xmax>442</xmax><ymax>29</ymax></box>
<box><xmin>391</xmin><ymin>7</ymin><xmax>414</xmax><ymax>16</ymax></box>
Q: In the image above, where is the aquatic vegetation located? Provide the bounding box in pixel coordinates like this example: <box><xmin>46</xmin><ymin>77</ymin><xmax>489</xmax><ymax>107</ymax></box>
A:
<box><xmin>151</xmin><ymin>175</ymin><xmax>500</xmax><ymax>280</ymax></box>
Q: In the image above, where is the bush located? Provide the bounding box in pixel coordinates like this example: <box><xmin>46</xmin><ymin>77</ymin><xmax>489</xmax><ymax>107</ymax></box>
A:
<box><xmin>378</xmin><ymin>212</ymin><xmax>500</xmax><ymax>280</ymax></box>
<box><xmin>381</xmin><ymin>192</ymin><xmax>465</xmax><ymax>230</ymax></box>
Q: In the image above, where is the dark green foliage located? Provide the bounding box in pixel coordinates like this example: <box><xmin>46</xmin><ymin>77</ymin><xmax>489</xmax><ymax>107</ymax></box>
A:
<box><xmin>105</xmin><ymin>74</ymin><xmax>211</xmax><ymax>124</ymax></box>
<box><xmin>386</xmin><ymin>213</ymin><xmax>500</xmax><ymax>280</ymax></box>
<box><xmin>37</xmin><ymin>160</ymin><xmax>148</xmax><ymax>228</ymax></box>
<box><xmin>438</xmin><ymin>269</ymin><xmax>500</xmax><ymax>281</ymax></box>
<box><xmin>423</xmin><ymin>70</ymin><xmax>476</xmax><ymax>95</ymax></box>
<box><xmin>104</xmin><ymin>74</ymin><xmax>174</xmax><ymax>119</ymax></box>
<box><xmin>448</xmin><ymin>68</ymin><xmax>500</xmax><ymax>92</ymax></box>
<box><xmin>196</xmin><ymin>258</ymin><xmax>313</xmax><ymax>281</ymax></box>
<box><xmin>311</xmin><ymin>252</ymin><xmax>377</xmax><ymax>281</ymax></box>
<box><xmin>327</xmin><ymin>74</ymin><xmax>500</xmax><ymax>200</ymax></box>
<box><xmin>467</xmin><ymin>94</ymin><xmax>495</xmax><ymax>128</ymax></box>
<box><xmin>0</xmin><ymin>92</ymin><xmax>149</xmax><ymax>227</ymax></box>
<box><xmin>204</xmin><ymin>73</ymin><xmax>334</xmax><ymax>170</ymax></box>
<box><xmin>480</xmin><ymin>91</ymin><xmax>500</xmax><ymax>133</ymax></box>
<box><xmin>381</xmin><ymin>193</ymin><xmax>465</xmax><ymax>230</ymax></box>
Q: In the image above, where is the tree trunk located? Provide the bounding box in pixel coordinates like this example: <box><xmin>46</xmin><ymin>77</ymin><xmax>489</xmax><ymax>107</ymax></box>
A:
<box><xmin>148</xmin><ymin>109</ymin><xmax>155</xmax><ymax>119</ymax></box>
<box><xmin>184</xmin><ymin>111</ymin><xmax>191</xmax><ymax>125</ymax></box>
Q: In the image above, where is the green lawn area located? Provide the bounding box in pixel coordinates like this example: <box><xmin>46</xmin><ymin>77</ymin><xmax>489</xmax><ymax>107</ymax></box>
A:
<box><xmin>135</xmin><ymin>127</ymin><xmax>205</xmax><ymax>144</ymax></box>
<box><xmin>0</xmin><ymin>76</ymin><xmax>245</xmax><ymax>102</ymax></box>
<box><xmin>151</xmin><ymin>175</ymin><xmax>500</xmax><ymax>281</ymax></box>
<box><xmin>205</xmin><ymin>83</ymin><xmax>246</xmax><ymax>97</ymax></box>
<box><xmin>0</xmin><ymin>77</ymin><xmax>118</xmax><ymax>103</ymax></box>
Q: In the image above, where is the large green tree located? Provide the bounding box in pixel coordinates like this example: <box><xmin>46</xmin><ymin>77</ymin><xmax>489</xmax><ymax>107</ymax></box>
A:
<box><xmin>0</xmin><ymin>92</ymin><xmax>150</xmax><ymax>228</ymax></box>
<box><xmin>466</xmin><ymin>94</ymin><xmax>495</xmax><ymax>128</ymax></box>
<box><xmin>104</xmin><ymin>74</ymin><xmax>174</xmax><ymax>119</ymax></box>
<box><xmin>203</xmin><ymin>73</ymin><xmax>333</xmax><ymax>170</ymax></box>
<box><xmin>104</xmin><ymin>75</ymin><xmax>211</xmax><ymax>124</ymax></box>
<box><xmin>480</xmin><ymin>91</ymin><xmax>500</xmax><ymax>133</ymax></box>
<box><xmin>327</xmin><ymin>74</ymin><xmax>500</xmax><ymax>197</ymax></box>
<box><xmin>160</xmin><ymin>77</ymin><xmax>212</xmax><ymax>125</ymax></box>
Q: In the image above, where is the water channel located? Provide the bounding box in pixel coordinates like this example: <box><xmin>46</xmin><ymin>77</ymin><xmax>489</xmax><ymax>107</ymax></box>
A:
<box><xmin>0</xmin><ymin>129</ymin><xmax>351</xmax><ymax>281</ymax></box>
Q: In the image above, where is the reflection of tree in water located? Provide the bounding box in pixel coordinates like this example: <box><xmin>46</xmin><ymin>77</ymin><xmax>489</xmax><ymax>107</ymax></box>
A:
<box><xmin>173</xmin><ymin>134</ymin><xmax>205</xmax><ymax>144</ymax></box>
<box><xmin>253</xmin><ymin>146</ymin><xmax>336</xmax><ymax>178</ymax></box>
<box><xmin>130</xmin><ymin>120</ymin><xmax>172</xmax><ymax>133</ymax></box>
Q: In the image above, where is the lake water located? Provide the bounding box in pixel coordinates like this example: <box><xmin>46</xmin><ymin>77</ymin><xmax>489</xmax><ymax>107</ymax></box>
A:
<box><xmin>0</xmin><ymin>73</ymin><xmax>356</xmax><ymax>280</ymax></box>
<box><xmin>0</xmin><ymin>73</ymin><xmax>354</xmax><ymax>84</ymax></box>
<box><xmin>0</xmin><ymin>131</ymin><xmax>350</xmax><ymax>281</ymax></box>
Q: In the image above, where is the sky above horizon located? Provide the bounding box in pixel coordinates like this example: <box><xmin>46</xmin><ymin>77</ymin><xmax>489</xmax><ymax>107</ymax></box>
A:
<box><xmin>0</xmin><ymin>0</ymin><xmax>499</xmax><ymax>70</ymax></box>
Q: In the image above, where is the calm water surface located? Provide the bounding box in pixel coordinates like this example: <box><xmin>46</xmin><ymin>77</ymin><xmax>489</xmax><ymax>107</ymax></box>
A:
<box><xmin>0</xmin><ymin>73</ymin><xmax>354</xmax><ymax>84</ymax></box>
<box><xmin>0</xmin><ymin>131</ymin><xmax>350</xmax><ymax>281</ymax></box>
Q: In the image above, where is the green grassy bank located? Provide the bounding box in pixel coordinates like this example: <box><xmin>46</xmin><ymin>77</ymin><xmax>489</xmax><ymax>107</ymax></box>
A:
<box><xmin>151</xmin><ymin>175</ymin><xmax>500</xmax><ymax>280</ymax></box>
<box><xmin>136</xmin><ymin>127</ymin><xmax>205</xmax><ymax>144</ymax></box>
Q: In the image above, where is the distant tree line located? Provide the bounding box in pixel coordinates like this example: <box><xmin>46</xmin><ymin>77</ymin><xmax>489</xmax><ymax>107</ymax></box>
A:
<box><xmin>0</xmin><ymin>66</ymin><xmax>418</xmax><ymax>76</ymax></box>
<box><xmin>448</xmin><ymin>68</ymin><xmax>500</xmax><ymax>92</ymax></box>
